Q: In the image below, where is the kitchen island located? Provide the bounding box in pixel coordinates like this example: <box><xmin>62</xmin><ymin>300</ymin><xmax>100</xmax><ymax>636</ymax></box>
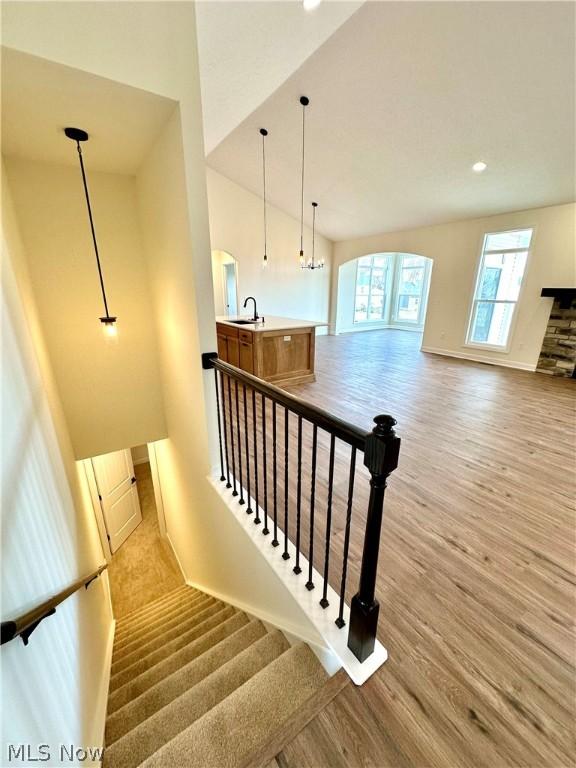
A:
<box><xmin>216</xmin><ymin>315</ymin><xmax>327</xmax><ymax>386</ymax></box>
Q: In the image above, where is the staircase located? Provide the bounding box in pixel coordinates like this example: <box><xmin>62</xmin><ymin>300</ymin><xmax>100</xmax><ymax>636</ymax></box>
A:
<box><xmin>104</xmin><ymin>585</ymin><xmax>333</xmax><ymax>768</ymax></box>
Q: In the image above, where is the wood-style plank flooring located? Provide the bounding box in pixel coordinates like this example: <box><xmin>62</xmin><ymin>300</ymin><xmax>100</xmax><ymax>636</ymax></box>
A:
<box><xmin>260</xmin><ymin>330</ymin><xmax>576</xmax><ymax>768</ymax></box>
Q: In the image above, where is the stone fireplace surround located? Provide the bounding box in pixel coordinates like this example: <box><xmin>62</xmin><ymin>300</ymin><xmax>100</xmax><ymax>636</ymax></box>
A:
<box><xmin>536</xmin><ymin>288</ymin><xmax>576</xmax><ymax>378</ymax></box>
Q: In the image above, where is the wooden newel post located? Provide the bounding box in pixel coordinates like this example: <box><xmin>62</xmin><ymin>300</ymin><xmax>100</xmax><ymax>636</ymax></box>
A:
<box><xmin>347</xmin><ymin>414</ymin><xmax>400</xmax><ymax>663</ymax></box>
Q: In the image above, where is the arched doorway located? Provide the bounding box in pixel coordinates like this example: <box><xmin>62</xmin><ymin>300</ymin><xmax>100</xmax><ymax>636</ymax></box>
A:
<box><xmin>211</xmin><ymin>250</ymin><xmax>238</xmax><ymax>317</ymax></box>
<box><xmin>336</xmin><ymin>252</ymin><xmax>432</xmax><ymax>335</ymax></box>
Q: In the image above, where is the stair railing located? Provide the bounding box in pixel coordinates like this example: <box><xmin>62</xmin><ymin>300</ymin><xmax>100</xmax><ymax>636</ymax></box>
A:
<box><xmin>1</xmin><ymin>564</ymin><xmax>107</xmax><ymax>646</ymax></box>
<box><xmin>202</xmin><ymin>353</ymin><xmax>400</xmax><ymax>664</ymax></box>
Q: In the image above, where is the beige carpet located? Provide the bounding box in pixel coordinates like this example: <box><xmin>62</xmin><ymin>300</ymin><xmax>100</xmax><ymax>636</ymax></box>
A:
<box><xmin>107</xmin><ymin>462</ymin><xmax>182</xmax><ymax>618</ymax></box>
<box><xmin>104</xmin><ymin>585</ymin><xmax>335</xmax><ymax>768</ymax></box>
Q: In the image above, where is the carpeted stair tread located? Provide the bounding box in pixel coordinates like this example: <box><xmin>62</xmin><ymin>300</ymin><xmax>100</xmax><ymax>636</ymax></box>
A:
<box><xmin>113</xmin><ymin>595</ymin><xmax>215</xmax><ymax>655</ymax></box>
<box><xmin>112</xmin><ymin>596</ymin><xmax>220</xmax><ymax>664</ymax></box>
<box><xmin>115</xmin><ymin>587</ymin><xmax>203</xmax><ymax>641</ymax></box>
<box><xmin>116</xmin><ymin>585</ymin><xmax>189</xmax><ymax>625</ymax></box>
<box><xmin>107</xmin><ymin>612</ymin><xmax>249</xmax><ymax>715</ymax></box>
<box><xmin>104</xmin><ymin>630</ymin><xmax>289</xmax><ymax>768</ymax></box>
<box><xmin>106</xmin><ymin>619</ymin><xmax>268</xmax><ymax>745</ymax></box>
<box><xmin>109</xmin><ymin>605</ymin><xmax>237</xmax><ymax>691</ymax></box>
<box><xmin>112</xmin><ymin>599</ymin><xmax>223</xmax><ymax>674</ymax></box>
<box><xmin>138</xmin><ymin>643</ymin><xmax>328</xmax><ymax>768</ymax></box>
<box><xmin>114</xmin><ymin>590</ymin><xmax>210</xmax><ymax>647</ymax></box>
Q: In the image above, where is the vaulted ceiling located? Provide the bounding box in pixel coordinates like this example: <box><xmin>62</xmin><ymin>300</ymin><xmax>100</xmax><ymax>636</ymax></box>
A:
<box><xmin>199</xmin><ymin>1</ymin><xmax>575</xmax><ymax>241</ymax></box>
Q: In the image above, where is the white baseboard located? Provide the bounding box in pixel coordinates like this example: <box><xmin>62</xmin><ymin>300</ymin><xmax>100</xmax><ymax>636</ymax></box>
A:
<box><xmin>132</xmin><ymin>457</ymin><xmax>150</xmax><ymax>466</ymax></box>
<box><xmin>166</xmin><ymin>531</ymin><xmax>188</xmax><ymax>584</ymax></box>
<box><xmin>421</xmin><ymin>345</ymin><xmax>536</xmax><ymax>371</ymax></box>
<box><xmin>164</xmin><ymin>530</ymin><xmax>334</xmax><ymax>666</ymax></box>
<box><xmin>91</xmin><ymin>618</ymin><xmax>115</xmax><ymax>766</ymax></box>
<box><xmin>207</xmin><ymin>476</ymin><xmax>387</xmax><ymax>686</ymax></box>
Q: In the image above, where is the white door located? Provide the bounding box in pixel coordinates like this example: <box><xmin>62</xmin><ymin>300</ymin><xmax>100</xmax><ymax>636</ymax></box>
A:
<box><xmin>223</xmin><ymin>262</ymin><xmax>238</xmax><ymax>316</ymax></box>
<box><xmin>91</xmin><ymin>449</ymin><xmax>142</xmax><ymax>553</ymax></box>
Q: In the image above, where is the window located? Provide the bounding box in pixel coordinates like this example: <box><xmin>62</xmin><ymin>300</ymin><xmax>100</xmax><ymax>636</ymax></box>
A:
<box><xmin>354</xmin><ymin>255</ymin><xmax>391</xmax><ymax>323</ymax></box>
<box><xmin>353</xmin><ymin>253</ymin><xmax>430</xmax><ymax>327</ymax></box>
<box><xmin>467</xmin><ymin>228</ymin><xmax>532</xmax><ymax>349</ymax></box>
<box><xmin>392</xmin><ymin>255</ymin><xmax>429</xmax><ymax>324</ymax></box>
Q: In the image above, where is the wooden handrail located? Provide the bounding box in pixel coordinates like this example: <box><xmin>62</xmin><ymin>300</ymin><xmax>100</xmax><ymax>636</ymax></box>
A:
<box><xmin>1</xmin><ymin>564</ymin><xmax>107</xmax><ymax>646</ymax></box>
<box><xmin>204</xmin><ymin>355</ymin><xmax>368</xmax><ymax>450</ymax></box>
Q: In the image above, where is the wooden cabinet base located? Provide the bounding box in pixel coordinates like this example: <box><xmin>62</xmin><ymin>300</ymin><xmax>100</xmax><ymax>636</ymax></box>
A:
<box><xmin>216</xmin><ymin>323</ymin><xmax>316</xmax><ymax>386</ymax></box>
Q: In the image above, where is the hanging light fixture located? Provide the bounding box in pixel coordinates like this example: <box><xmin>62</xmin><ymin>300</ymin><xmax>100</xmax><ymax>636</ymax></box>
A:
<box><xmin>302</xmin><ymin>201</ymin><xmax>324</xmax><ymax>270</ymax></box>
<box><xmin>298</xmin><ymin>96</ymin><xmax>309</xmax><ymax>267</ymax></box>
<box><xmin>64</xmin><ymin>127</ymin><xmax>117</xmax><ymax>338</ymax></box>
<box><xmin>260</xmin><ymin>128</ymin><xmax>269</xmax><ymax>268</ymax></box>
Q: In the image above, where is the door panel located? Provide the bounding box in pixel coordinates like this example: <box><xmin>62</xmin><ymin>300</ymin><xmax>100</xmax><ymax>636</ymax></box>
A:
<box><xmin>239</xmin><ymin>341</ymin><xmax>254</xmax><ymax>374</ymax></box>
<box><xmin>92</xmin><ymin>449</ymin><xmax>142</xmax><ymax>553</ymax></box>
<box><xmin>227</xmin><ymin>336</ymin><xmax>240</xmax><ymax>367</ymax></box>
<box><xmin>217</xmin><ymin>333</ymin><xmax>228</xmax><ymax>362</ymax></box>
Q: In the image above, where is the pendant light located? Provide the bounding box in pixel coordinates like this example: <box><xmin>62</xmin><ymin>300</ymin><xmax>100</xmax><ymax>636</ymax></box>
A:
<box><xmin>260</xmin><ymin>128</ymin><xmax>269</xmax><ymax>268</ymax></box>
<box><xmin>298</xmin><ymin>96</ymin><xmax>309</xmax><ymax>267</ymax></box>
<box><xmin>64</xmin><ymin>127</ymin><xmax>117</xmax><ymax>338</ymax></box>
<box><xmin>302</xmin><ymin>201</ymin><xmax>324</xmax><ymax>270</ymax></box>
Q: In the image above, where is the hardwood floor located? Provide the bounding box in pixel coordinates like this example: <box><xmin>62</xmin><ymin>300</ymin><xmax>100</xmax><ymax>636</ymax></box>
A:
<box><xmin>260</xmin><ymin>330</ymin><xmax>575</xmax><ymax>768</ymax></box>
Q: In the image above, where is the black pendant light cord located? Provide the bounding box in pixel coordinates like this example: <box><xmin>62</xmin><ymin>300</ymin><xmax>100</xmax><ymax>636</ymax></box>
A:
<box><xmin>312</xmin><ymin>202</ymin><xmax>316</xmax><ymax>266</ymax></box>
<box><xmin>300</xmin><ymin>100</ymin><xmax>306</xmax><ymax>255</ymax></box>
<box><xmin>75</xmin><ymin>140</ymin><xmax>111</xmax><ymax>318</ymax></box>
<box><xmin>261</xmin><ymin>129</ymin><xmax>268</xmax><ymax>260</ymax></box>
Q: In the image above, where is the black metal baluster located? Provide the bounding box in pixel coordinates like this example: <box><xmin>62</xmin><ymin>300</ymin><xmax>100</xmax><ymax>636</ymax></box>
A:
<box><xmin>219</xmin><ymin>371</ymin><xmax>231</xmax><ymax>488</ymax></box>
<box><xmin>235</xmin><ymin>380</ymin><xmax>244</xmax><ymax>505</ymax></box>
<box><xmin>242</xmin><ymin>384</ymin><xmax>252</xmax><ymax>513</ymax></box>
<box><xmin>262</xmin><ymin>395</ymin><xmax>269</xmax><ymax>535</ymax></box>
<box><xmin>293</xmin><ymin>416</ymin><xmax>303</xmax><ymax>574</ymax></box>
<box><xmin>282</xmin><ymin>407</ymin><xmax>290</xmax><ymax>560</ymax></box>
<box><xmin>306</xmin><ymin>424</ymin><xmax>318</xmax><ymax>590</ymax></box>
<box><xmin>227</xmin><ymin>374</ymin><xmax>237</xmax><ymax>496</ymax></box>
<box><xmin>272</xmin><ymin>401</ymin><xmax>279</xmax><ymax>546</ymax></box>
<box><xmin>320</xmin><ymin>434</ymin><xmax>336</xmax><ymax>608</ymax></box>
<box><xmin>252</xmin><ymin>389</ymin><xmax>261</xmax><ymax>525</ymax></box>
<box><xmin>336</xmin><ymin>446</ymin><xmax>356</xmax><ymax>628</ymax></box>
<box><xmin>214</xmin><ymin>369</ymin><xmax>226</xmax><ymax>481</ymax></box>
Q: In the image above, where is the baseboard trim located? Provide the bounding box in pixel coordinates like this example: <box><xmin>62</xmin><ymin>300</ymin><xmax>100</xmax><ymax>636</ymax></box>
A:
<box><xmin>165</xmin><ymin>523</ymin><xmax>340</xmax><ymax>677</ymax></box>
<box><xmin>421</xmin><ymin>345</ymin><xmax>536</xmax><ymax>371</ymax></box>
<box><xmin>207</xmin><ymin>476</ymin><xmax>387</xmax><ymax>685</ymax></box>
<box><xmin>132</xmin><ymin>457</ymin><xmax>150</xmax><ymax>466</ymax></box>
<box><xmin>182</xmin><ymin>574</ymin><xmax>336</xmax><ymax>667</ymax></box>
<box><xmin>92</xmin><ymin>618</ymin><xmax>115</xmax><ymax>765</ymax></box>
<box><xmin>166</xmin><ymin>531</ymin><xmax>188</xmax><ymax>584</ymax></box>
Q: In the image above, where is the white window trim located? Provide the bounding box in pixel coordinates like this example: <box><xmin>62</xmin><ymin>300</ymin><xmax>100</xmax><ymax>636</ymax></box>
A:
<box><xmin>353</xmin><ymin>255</ymin><xmax>392</xmax><ymax>325</ymax></box>
<box><xmin>352</xmin><ymin>254</ymin><xmax>431</xmax><ymax>329</ymax></box>
<box><xmin>390</xmin><ymin>256</ymin><xmax>432</xmax><ymax>327</ymax></box>
<box><xmin>464</xmin><ymin>227</ymin><xmax>535</xmax><ymax>354</ymax></box>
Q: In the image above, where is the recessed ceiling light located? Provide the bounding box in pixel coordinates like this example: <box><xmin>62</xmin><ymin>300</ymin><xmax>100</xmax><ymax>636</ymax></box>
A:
<box><xmin>472</xmin><ymin>161</ymin><xmax>487</xmax><ymax>173</ymax></box>
<box><xmin>303</xmin><ymin>0</ymin><xmax>322</xmax><ymax>10</ymax></box>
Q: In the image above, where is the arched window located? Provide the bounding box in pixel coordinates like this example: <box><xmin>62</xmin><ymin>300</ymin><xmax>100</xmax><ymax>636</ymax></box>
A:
<box><xmin>354</xmin><ymin>253</ymin><xmax>431</xmax><ymax>327</ymax></box>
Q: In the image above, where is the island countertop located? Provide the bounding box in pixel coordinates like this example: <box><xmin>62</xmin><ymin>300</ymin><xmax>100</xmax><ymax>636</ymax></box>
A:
<box><xmin>215</xmin><ymin>315</ymin><xmax>327</xmax><ymax>333</ymax></box>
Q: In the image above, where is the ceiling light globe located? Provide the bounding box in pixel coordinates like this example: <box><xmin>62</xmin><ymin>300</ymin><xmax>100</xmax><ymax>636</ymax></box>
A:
<box><xmin>303</xmin><ymin>0</ymin><xmax>322</xmax><ymax>10</ymax></box>
<box><xmin>472</xmin><ymin>161</ymin><xmax>488</xmax><ymax>173</ymax></box>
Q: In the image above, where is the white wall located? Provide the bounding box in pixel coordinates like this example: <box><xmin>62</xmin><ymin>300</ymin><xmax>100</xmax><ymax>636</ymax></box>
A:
<box><xmin>2</xmin><ymin>165</ymin><xmax>113</xmax><ymax>765</ymax></box>
<box><xmin>4</xmin><ymin>157</ymin><xmax>167</xmax><ymax>460</ymax></box>
<box><xmin>331</xmin><ymin>203</ymin><xmax>576</xmax><ymax>368</ymax></box>
<box><xmin>207</xmin><ymin>168</ymin><xmax>332</xmax><ymax>330</ymax></box>
<box><xmin>136</xmin><ymin>109</ymin><xmax>324</xmax><ymax>646</ymax></box>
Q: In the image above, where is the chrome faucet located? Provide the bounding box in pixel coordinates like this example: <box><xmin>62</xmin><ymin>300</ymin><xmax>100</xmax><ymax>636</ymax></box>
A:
<box><xmin>243</xmin><ymin>296</ymin><xmax>259</xmax><ymax>322</ymax></box>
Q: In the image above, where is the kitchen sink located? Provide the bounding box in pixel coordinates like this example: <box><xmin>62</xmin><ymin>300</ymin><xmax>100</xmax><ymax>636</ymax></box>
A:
<box><xmin>228</xmin><ymin>319</ymin><xmax>257</xmax><ymax>325</ymax></box>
